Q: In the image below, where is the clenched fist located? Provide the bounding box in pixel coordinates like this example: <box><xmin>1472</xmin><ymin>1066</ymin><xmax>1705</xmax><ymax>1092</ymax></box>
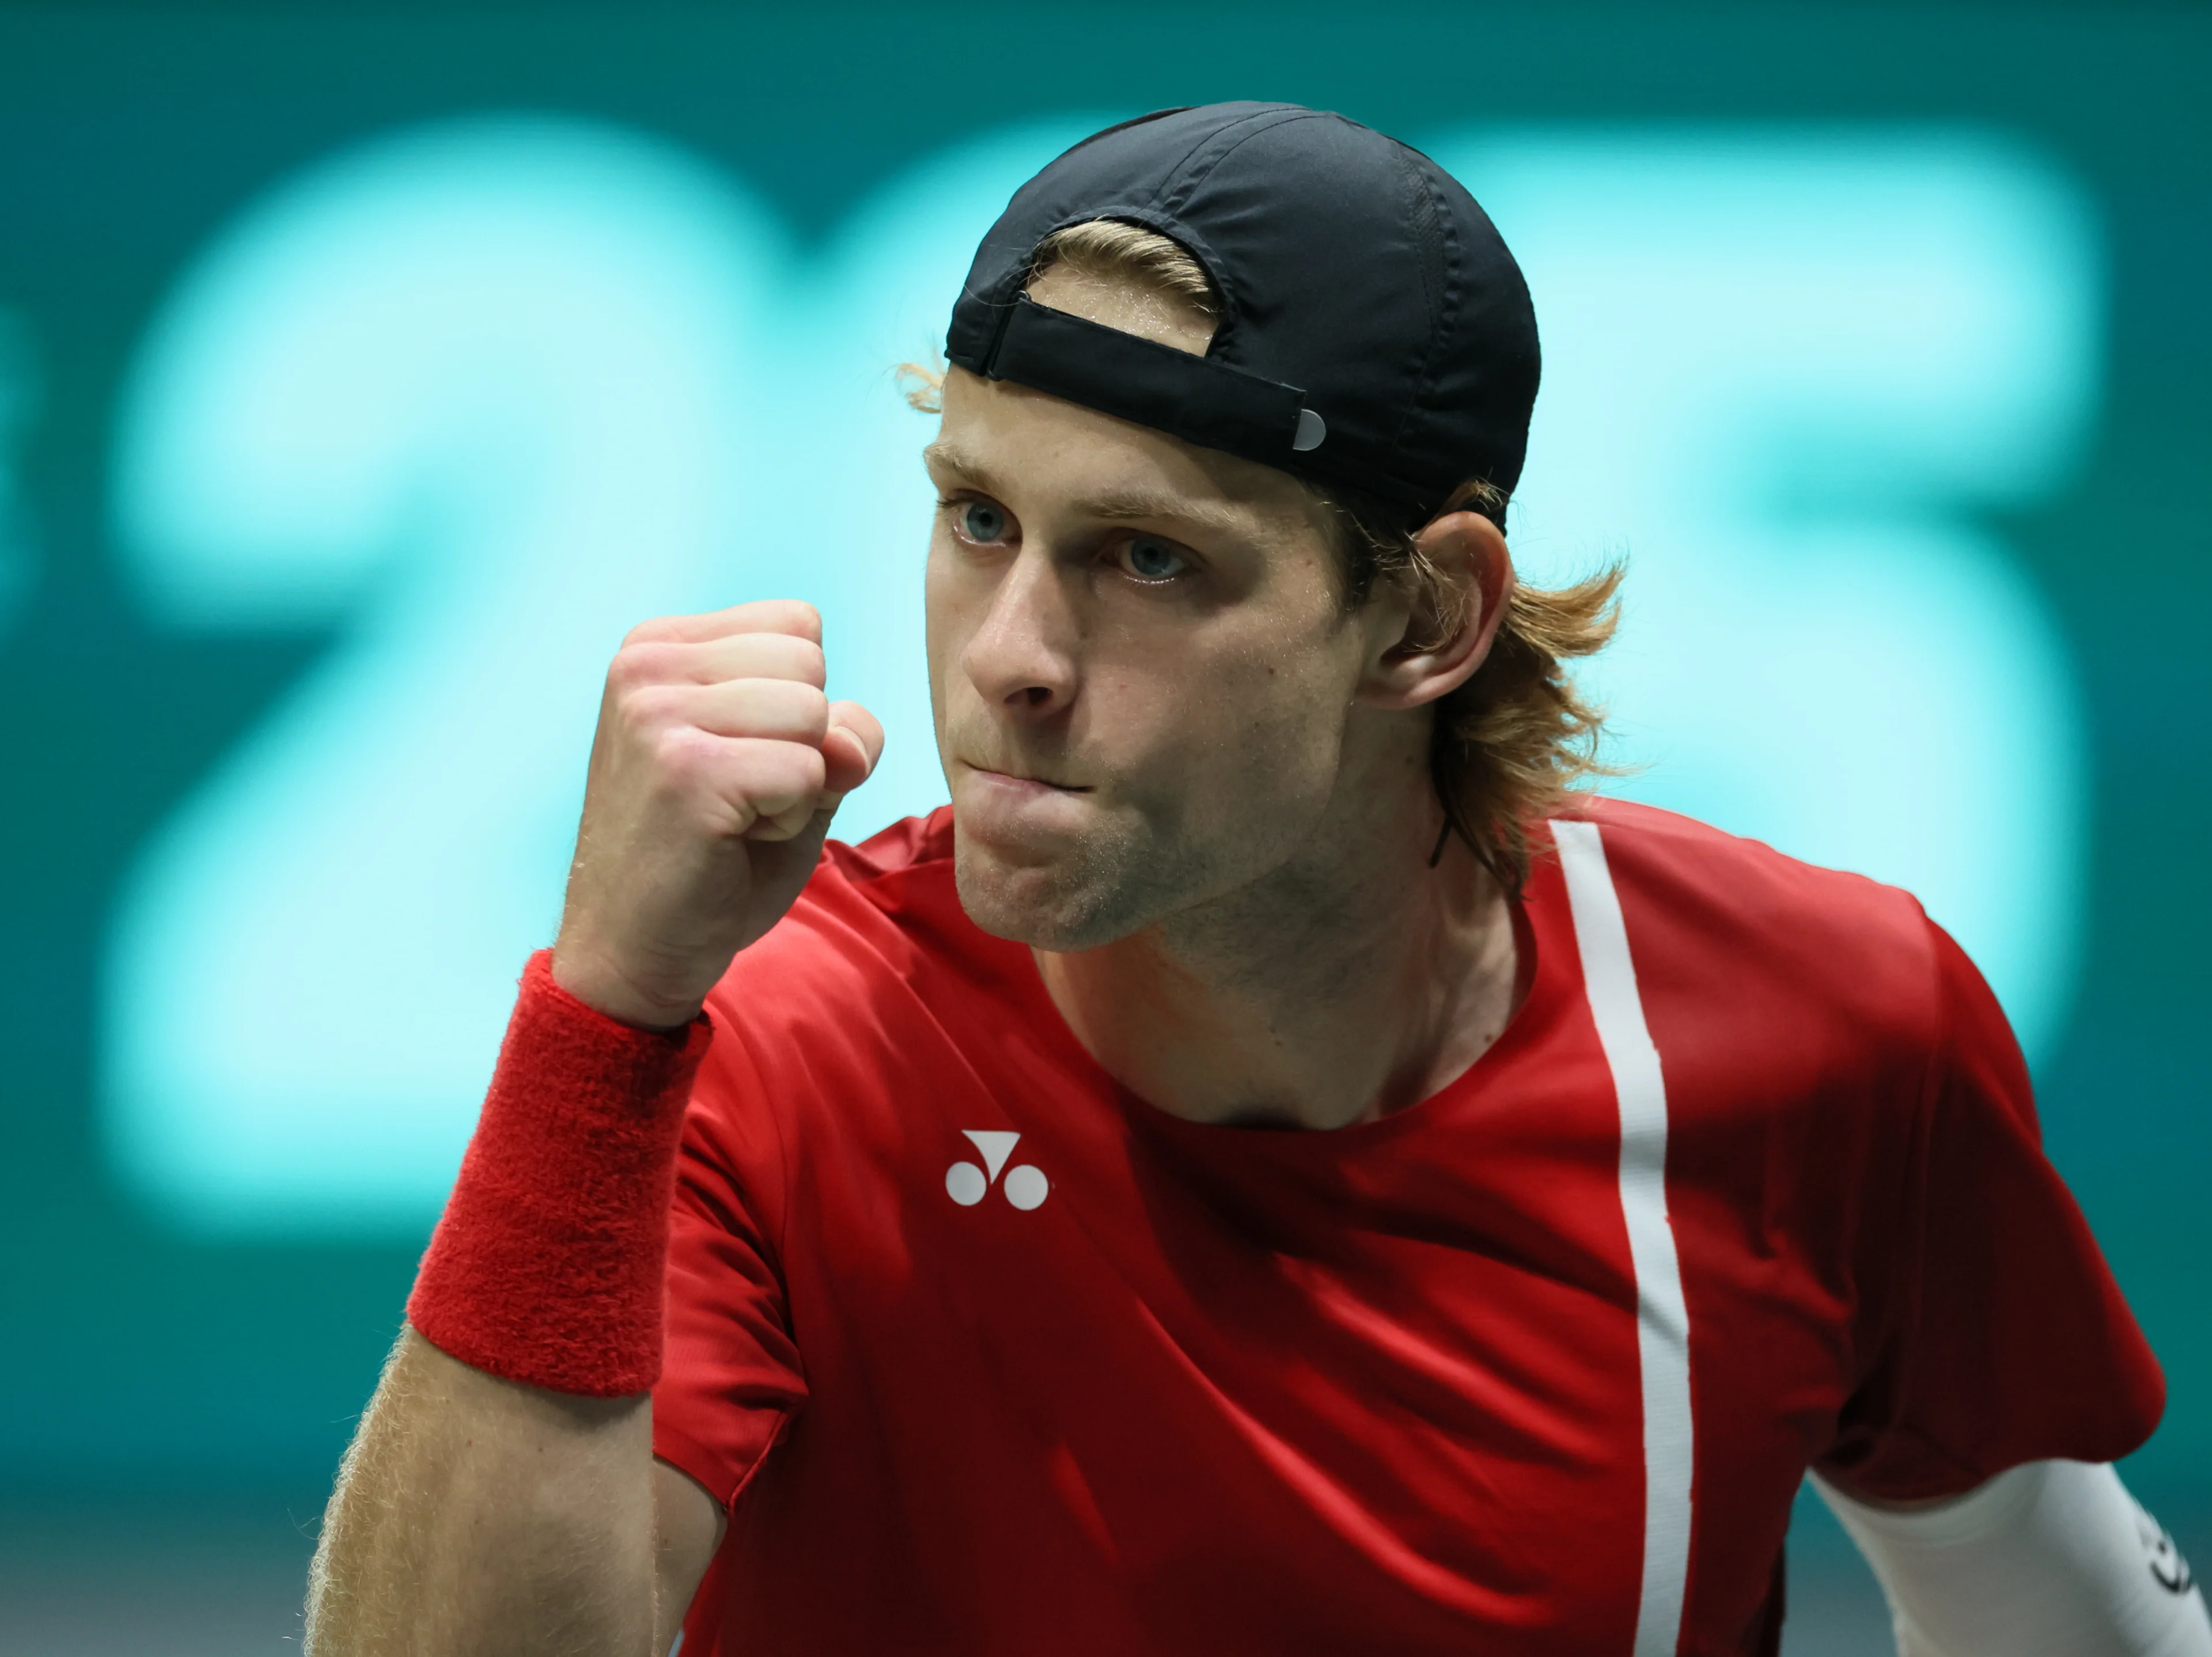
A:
<box><xmin>551</xmin><ymin>600</ymin><xmax>884</xmax><ymax>1029</ymax></box>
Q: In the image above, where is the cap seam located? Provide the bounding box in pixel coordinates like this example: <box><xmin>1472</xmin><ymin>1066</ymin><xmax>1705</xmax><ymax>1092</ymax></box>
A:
<box><xmin>1154</xmin><ymin>108</ymin><xmax>1333</xmax><ymax>219</ymax></box>
<box><xmin>1387</xmin><ymin>149</ymin><xmax>1463</xmax><ymax>489</ymax></box>
<box><xmin>1151</xmin><ymin>109</ymin><xmax>1335</xmax><ymax>362</ymax></box>
<box><xmin>972</xmin><ymin>111</ymin><xmax>1264</xmax><ymax>318</ymax></box>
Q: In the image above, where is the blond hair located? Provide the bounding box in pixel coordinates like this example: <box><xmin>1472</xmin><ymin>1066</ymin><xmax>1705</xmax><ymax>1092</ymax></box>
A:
<box><xmin>916</xmin><ymin>219</ymin><xmax>1621</xmax><ymax>894</ymax></box>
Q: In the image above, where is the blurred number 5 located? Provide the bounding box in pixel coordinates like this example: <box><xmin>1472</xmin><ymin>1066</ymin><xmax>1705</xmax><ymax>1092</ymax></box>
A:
<box><xmin>1439</xmin><ymin>129</ymin><xmax>2099</xmax><ymax>1058</ymax></box>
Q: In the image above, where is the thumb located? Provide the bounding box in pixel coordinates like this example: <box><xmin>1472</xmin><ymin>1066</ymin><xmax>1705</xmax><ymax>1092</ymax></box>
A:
<box><xmin>821</xmin><ymin>700</ymin><xmax>885</xmax><ymax>798</ymax></box>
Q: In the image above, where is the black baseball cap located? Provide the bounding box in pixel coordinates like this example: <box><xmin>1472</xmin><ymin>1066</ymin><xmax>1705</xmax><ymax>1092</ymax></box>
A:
<box><xmin>945</xmin><ymin>102</ymin><xmax>1540</xmax><ymax>526</ymax></box>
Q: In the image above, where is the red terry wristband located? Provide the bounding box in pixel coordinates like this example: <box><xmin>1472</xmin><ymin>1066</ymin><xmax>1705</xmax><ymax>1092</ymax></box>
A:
<box><xmin>407</xmin><ymin>950</ymin><xmax>713</xmax><ymax>1397</ymax></box>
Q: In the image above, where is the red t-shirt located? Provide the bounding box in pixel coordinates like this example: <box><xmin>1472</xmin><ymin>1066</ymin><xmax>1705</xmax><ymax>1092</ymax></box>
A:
<box><xmin>653</xmin><ymin>800</ymin><xmax>2161</xmax><ymax>1656</ymax></box>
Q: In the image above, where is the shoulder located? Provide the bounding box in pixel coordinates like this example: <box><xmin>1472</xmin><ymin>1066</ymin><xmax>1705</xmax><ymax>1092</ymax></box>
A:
<box><xmin>1549</xmin><ymin>796</ymin><xmax>1946</xmax><ymax>1063</ymax></box>
<box><xmin>1554</xmin><ymin>795</ymin><xmax>1938</xmax><ymax>970</ymax></box>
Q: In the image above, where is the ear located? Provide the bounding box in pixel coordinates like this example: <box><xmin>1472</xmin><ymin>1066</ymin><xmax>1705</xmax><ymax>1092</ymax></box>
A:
<box><xmin>1356</xmin><ymin>510</ymin><xmax>1516</xmax><ymax>710</ymax></box>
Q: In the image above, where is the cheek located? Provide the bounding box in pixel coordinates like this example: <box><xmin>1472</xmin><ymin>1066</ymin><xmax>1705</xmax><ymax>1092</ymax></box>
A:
<box><xmin>1219</xmin><ymin>655</ymin><xmax>1351</xmax><ymax>788</ymax></box>
<box><xmin>1113</xmin><ymin>637</ymin><xmax>1353</xmax><ymax>816</ymax></box>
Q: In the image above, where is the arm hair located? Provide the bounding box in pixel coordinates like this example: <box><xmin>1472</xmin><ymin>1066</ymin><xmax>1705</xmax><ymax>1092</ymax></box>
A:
<box><xmin>304</xmin><ymin>1326</ymin><xmax>722</xmax><ymax>1657</ymax></box>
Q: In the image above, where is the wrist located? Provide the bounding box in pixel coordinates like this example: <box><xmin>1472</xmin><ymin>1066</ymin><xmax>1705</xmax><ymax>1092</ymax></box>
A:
<box><xmin>549</xmin><ymin>934</ymin><xmax>711</xmax><ymax>1031</ymax></box>
<box><xmin>407</xmin><ymin>950</ymin><xmax>713</xmax><ymax>1397</ymax></box>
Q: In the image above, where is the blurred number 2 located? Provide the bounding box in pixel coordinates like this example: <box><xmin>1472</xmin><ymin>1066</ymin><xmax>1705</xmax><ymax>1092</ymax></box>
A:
<box><xmin>103</xmin><ymin>119</ymin><xmax>781</xmax><ymax>1229</ymax></box>
<box><xmin>101</xmin><ymin>113</ymin><xmax>1098</xmax><ymax>1234</ymax></box>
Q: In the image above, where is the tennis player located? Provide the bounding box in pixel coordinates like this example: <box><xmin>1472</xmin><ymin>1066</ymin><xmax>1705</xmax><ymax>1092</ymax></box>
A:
<box><xmin>303</xmin><ymin>104</ymin><xmax>2209</xmax><ymax>1655</ymax></box>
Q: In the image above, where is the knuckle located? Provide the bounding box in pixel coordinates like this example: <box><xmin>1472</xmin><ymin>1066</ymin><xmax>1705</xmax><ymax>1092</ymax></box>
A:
<box><xmin>605</xmin><ymin>642</ymin><xmax>662</xmax><ymax>695</ymax></box>
<box><xmin>650</xmin><ymin>724</ymin><xmax>719</xmax><ymax>790</ymax></box>
<box><xmin>619</xmin><ymin>680</ymin><xmax>683</xmax><ymax>734</ymax></box>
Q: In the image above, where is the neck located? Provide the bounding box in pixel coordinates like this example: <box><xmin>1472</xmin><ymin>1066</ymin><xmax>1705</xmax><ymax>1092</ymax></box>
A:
<box><xmin>1032</xmin><ymin>752</ymin><xmax>1521</xmax><ymax>1132</ymax></box>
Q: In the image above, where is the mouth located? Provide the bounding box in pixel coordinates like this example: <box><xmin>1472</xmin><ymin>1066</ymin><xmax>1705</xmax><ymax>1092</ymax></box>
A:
<box><xmin>956</xmin><ymin>765</ymin><xmax>1100</xmax><ymax>847</ymax></box>
<box><xmin>968</xmin><ymin>764</ymin><xmax>1093</xmax><ymax>795</ymax></box>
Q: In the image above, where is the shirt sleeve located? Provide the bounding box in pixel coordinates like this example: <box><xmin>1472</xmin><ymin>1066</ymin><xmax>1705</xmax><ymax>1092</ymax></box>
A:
<box><xmin>650</xmin><ymin>1029</ymin><xmax>809</xmax><ymax>1509</ymax></box>
<box><xmin>1816</xmin><ymin>920</ymin><xmax>2165</xmax><ymax>1502</ymax></box>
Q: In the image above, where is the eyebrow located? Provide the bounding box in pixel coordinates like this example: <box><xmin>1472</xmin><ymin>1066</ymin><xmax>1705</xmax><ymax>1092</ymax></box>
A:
<box><xmin>922</xmin><ymin>438</ymin><xmax>1262</xmax><ymax>540</ymax></box>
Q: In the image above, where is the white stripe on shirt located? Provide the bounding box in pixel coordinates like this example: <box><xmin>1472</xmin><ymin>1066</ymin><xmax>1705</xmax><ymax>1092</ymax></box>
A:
<box><xmin>1554</xmin><ymin>818</ymin><xmax>1694</xmax><ymax>1657</ymax></box>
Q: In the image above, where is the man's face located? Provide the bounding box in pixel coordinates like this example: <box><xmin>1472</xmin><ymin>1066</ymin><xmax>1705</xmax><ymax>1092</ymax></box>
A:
<box><xmin>924</xmin><ymin>270</ymin><xmax>1399</xmax><ymax>951</ymax></box>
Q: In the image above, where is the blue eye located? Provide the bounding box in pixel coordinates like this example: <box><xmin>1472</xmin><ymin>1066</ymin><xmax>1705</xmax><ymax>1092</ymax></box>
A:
<box><xmin>1123</xmin><ymin>535</ymin><xmax>1188</xmax><ymax>581</ymax></box>
<box><xmin>957</xmin><ymin>499</ymin><xmax>1009</xmax><ymax>543</ymax></box>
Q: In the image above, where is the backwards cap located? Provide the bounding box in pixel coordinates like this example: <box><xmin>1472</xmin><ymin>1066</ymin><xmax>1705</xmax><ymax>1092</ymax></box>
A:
<box><xmin>945</xmin><ymin>102</ymin><xmax>1541</xmax><ymax>522</ymax></box>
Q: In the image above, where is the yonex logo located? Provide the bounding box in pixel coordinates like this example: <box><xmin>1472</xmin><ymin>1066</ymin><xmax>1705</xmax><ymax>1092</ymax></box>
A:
<box><xmin>946</xmin><ymin>1129</ymin><xmax>1048</xmax><ymax>1211</ymax></box>
<box><xmin>2135</xmin><ymin>1498</ymin><xmax>2196</xmax><ymax>1595</ymax></box>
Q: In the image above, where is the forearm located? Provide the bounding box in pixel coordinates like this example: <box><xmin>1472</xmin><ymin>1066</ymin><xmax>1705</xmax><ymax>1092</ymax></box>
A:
<box><xmin>1815</xmin><ymin>1460</ymin><xmax>2211</xmax><ymax>1657</ymax></box>
<box><xmin>306</xmin><ymin>1326</ymin><xmax>662</xmax><ymax>1657</ymax></box>
<box><xmin>302</xmin><ymin>607</ymin><xmax>868</xmax><ymax>1652</ymax></box>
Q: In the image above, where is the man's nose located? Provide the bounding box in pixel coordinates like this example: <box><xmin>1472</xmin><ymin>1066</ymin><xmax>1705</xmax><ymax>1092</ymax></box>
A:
<box><xmin>961</xmin><ymin>545</ymin><xmax>1080</xmax><ymax>718</ymax></box>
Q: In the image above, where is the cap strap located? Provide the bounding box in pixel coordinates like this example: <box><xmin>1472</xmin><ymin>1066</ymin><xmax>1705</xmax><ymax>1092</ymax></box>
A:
<box><xmin>969</xmin><ymin>294</ymin><xmax>1316</xmax><ymax>468</ymax></box>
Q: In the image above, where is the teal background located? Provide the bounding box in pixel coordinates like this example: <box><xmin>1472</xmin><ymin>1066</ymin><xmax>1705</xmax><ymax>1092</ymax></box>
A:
<box><xmin>0</xmin><ymin>3</ymin><xmax>2204</xmax><ymax>1650</ymax></box>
